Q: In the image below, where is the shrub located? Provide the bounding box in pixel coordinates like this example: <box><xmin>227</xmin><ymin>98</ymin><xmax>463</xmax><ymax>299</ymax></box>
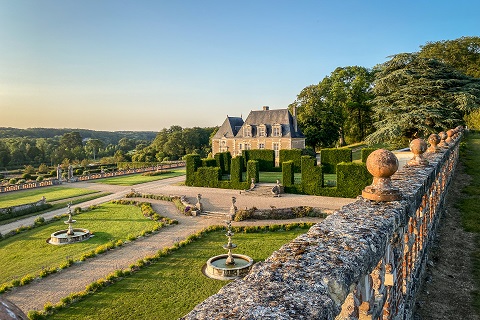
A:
<box><xmin>17</xmin><ymin>179</ymin><xmax>26</xmax><ymax>184</ymax></box>
<box><xmin>36</xmin><ymin>176</ymin><xmax>44</xmax><ymax>182</ymax></box>
<box><xmin>301</xmin><ymin>156</ymin><xmax>323</xmax><ymax>194</ymax></box>
<box><xmin>185</xmin><ymin>154</ymin><xmax>201</xmax><ymax>185</ymax></box>
<box><xmin>320</xmin><ymin>148</ymin><xmax>352</xmax><ymax>173</ymax></box>
<box><xmin>361</xmin><ymin>148</ymin><xmax>377</xmax><ymax>163</ymax></box>
<box><xmin>336</xmin><ymin>162</ymin><xmax>372</xmax><ymax>198</ymax></box>
<box><xmin>279</xmin><ymin>149</ymin><xmax>302</xmax><ymax>173</ymax></box>
<box><xmin>38</xmin><ymin>163</ymin><xmax>49</xmax><ymax>174</ymax></box>
<box><xmin>230</xmin><ymin>156</ymin><xmax>244</xmax><ymax>183</ymax></box>
<box><xmin>22</xmin><ymin>173</ymin><xmax>32</xmax><ymax>180</ymax></box>
<box><xmin>34</xmin><ymin>216</ymin><xmax>45</xmax><ymax>225</ymax></box>
<box><xmin>246</xmin><ymin>160</ymin><xmax>259</xmax><ymax>184</ymax></box>
<box><xmin>9</xmin><ymin>178</ymin><xmax>17</xmax><ymax>184</ymax></box>
<box><xmin>202</xmin><ymin>158</ymin><xmax>217</xmax><ymax>168</ymax></box>
<box><xmin>242</xmin><ymin>149</ymin><xmax>275</xmax><ymax>171</ymax></box>
<box><xmin>282</xmin><ymin>160</ymin><xmax>294</xmax><ymax>187</ymax></box>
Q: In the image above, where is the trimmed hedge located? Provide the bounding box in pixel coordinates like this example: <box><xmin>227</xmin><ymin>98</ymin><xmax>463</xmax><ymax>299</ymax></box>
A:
<box><xmin>336</xmin><ymin>162</ymin><xmax>372</xmax><ymax>198</ymax></box>
<box><xmin>0</xmin><ymin>203</ymin><xmax>52</xmax><ymax>222</ymax></box>
<box><xmin>301</xmin><ymin>156</ymin><xmax>323</xmax><ymax>194</ymax></box>
<box><xmin>230</xmin><ymin>156</ymin><xmax>244</xmax><ymax>183</ymax></box>
<box><xmin>320</xmin><ymin>148</ymin><xmax>352</xmax><ymax>174</ymax></box>
<box><xmin>246</xmin><ymin>160</ymin><xmax>259</xmax><ymax>184</ymax></box>
<box><xmin>185</xmin><ymin>154</ymin><xmax>201</xmax><ymax>186</ymax></box>
<box><xmin>361</xmin><ymin>148</ymin><xmax>377</xmax><ymax>163</ymax></box>
<box><xmin>193</xmin><ymin>167</ymin><xmax>221</xmax><ymax>188</ymax></box>
<box><xmin>213</xmin><ymin>152</ymin><xmax>232</xmax><ymax>174</ymax></box>
<box><xmin>214</xmin><ymin>153</ymin><xmax>225</xmax><ymax>173</ymax></box>
<box><xmin>282</xmin><ymin>161</ymin><xmax>294</xmax><ymax>187</ymax></box>
<box><xmin>202</xmin><ymin>158</ymin><xmax>217</xmax><ymax>167</ymax></box>
<box><xmin>242</xmin><ymin>149</ymin><xmax>275</xmax><ymax>171</ymax></box>
<box><xmin>279</xmin><ymin>149</ymin><xmax>302</xmax><ymax>173</ymax></box>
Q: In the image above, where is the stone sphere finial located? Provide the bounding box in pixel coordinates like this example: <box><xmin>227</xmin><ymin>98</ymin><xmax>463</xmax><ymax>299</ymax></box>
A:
<box><xmin>427</xmin><ymin>134</ymin><xmax>441</xmax><ymax>153</ymax></box>
<box><xmin>438</xmin><ymin>131</ymin><xmax>449</xmax><ymax>148</ymax></box>
<box><xmin>445</xmin><ymin>129</ymin><xmax>454</xmax><ymax>143</ymax></box>
<box><xmin>408</xmin><ymin>138</ymin><xmax>429</xmax><ymax>166</ymax></box>
<box><xmin>362</xmin><ymin>149</ymin><xmax>401</xmax><ymax>202</ymax></box>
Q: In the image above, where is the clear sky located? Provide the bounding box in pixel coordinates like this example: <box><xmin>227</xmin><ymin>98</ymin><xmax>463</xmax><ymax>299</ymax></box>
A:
<box><xmin>1</xmin><ymin>0</ymin><xmax>479</xmax><ymax>132</ymax></box>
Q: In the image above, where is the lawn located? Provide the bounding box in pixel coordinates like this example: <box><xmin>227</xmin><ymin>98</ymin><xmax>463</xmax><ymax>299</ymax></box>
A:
<box><xmin>92</xmin><ymin>170</ymin><xmax>185</xmax><ymax>186</ymax></box>
<box><xmin>0</xmin><ymin>186</ymin><xmax>99</xmax><ymax>208</ymax></box>
<box><xmin>46</xmin><ymin>228</ymin><xmax>309</xmax><ymax>320</ymax></box>
<box><xmin>0</xmin><ymin>192</ymin><xmax>111</xmax><ymax>226</ymax></box>
<box><xmin>457</xmin><ymin>132</ymin><xmax>480</xmax><ymax>312</ymax></box>
<box><xmin>0</xmin><ymin>203</ymin><xmax>162</xmax><ymax>286</ymax></box>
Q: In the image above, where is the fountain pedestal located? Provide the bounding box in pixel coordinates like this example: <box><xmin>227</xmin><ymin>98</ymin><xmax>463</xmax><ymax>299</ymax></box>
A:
<box><xmin>204</xmin><ymin>220</ymin><xmax>253</xmax><ymax>280</ymax></box>
<box><xmin>47</xmin><ymin>204</ymin><xmax>92</xmax><ymax>245</ymax></box>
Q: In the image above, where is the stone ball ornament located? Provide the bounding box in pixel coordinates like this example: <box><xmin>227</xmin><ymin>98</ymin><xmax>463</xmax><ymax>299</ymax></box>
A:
<box><xmin>427</xmin><ymin>134</ymin><xmax>441</xmax><ymax>153</ymax></box>
<box><xmin>362</xmin><ymin>149</ymin><xmax>401</xmax><ymax>202</ymax></box>
<box><xmin>408</xmin><ymin>138</ymin><xmax>429</xmax><ymax>166</ymax></box>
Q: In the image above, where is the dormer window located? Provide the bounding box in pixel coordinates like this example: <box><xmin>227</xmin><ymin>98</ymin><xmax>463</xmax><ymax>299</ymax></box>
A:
<box><xmin>258</xmin><ymin>124</ymin><xmax>266</xmax><ymax>137</ymax></box>
<box><xmin>244</xmin><ymin>125</ymin><xmax>252</xmax><ymax>137</ymax></box>
<box><xmin>273</xmin><ymin>124</ymin><xmax>282</xmax><ymax>137</ymax></box>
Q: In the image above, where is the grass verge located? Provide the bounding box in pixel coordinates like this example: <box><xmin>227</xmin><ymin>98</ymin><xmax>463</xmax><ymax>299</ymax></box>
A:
<box><xmin>0</xmin><ymin>186</ymin><xmax>99</xmax><ymax>208</ymax></box>
<box><xmin>457</xmin><ymin>132</ymin><xmax>480</xmax><ymax>312</ymax></box>
<box><xmin>0</xmin><ymin>192</ymin><xmax>111</xmax><ymax>226</ymax></box>
<box><xmin>91</xmin><ymin>170</ymin><xmax>185</xmax><ymax>186</ymax></box>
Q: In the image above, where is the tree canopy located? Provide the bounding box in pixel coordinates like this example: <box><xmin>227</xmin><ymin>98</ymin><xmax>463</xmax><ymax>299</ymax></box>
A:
<box><xmin>366</xmin><ymin>53</ymin><xmax>480</xmax><ymax>146</ymax></box>
<box><xmin>419</xmin><ymin>36</ymin><xmax>480</xmax><ymax>78</ymax></box>
<box><xmin>290</xmin><ymin>66</ymin><xmax>375</xmax><ymax>149</ymax></box>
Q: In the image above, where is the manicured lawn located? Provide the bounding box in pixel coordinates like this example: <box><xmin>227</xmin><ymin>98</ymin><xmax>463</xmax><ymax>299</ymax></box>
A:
<box><xmin>47</xmin><ymin>228</ymin><xmax>308</xmax><ymax>320</ymax></box>
<box><xmin>457</xmin><ymin>132</ymin><xmax>480</xmax><ymax>312</ymax></box>
<box><xmin>256</xmin><ymin>171</ymin><xmax>302</xmax><ymax>184</ymax></box>
<box><xmin>92</xmin><ymin>170</ymin><xmax>185</xmax><ymax>186</ymax></box>
<box><xmin>0</xmin><ymin>203</ymin><xmax>162</xmax><ymax>286</ymax></box>
<box><xmin>0</xmin><ymin>186</ymin><xmax>99</xmax><ymax>208</ymax></box>
<box><xmin>0</xmin><ymin>192</ymin><xmax>111</xmax><ymax>226</ymax></box>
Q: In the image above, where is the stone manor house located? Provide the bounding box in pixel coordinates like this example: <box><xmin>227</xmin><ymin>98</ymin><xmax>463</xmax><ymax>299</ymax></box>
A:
<box><xmin>211</xmin><ymin>106</ymin><xmax>305</xmax><ymax>164</ymax></box>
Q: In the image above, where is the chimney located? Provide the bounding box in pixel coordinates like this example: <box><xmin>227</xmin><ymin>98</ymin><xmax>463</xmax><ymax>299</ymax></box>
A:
<box><xmin>262</xmin><ymin>106</ymin><xmax>269</xmax><ymax>111</ymax></box>
<box><xmin>293</xmin><ymin>106</ymin><xmax>298</xmax><ymax>132</ymax></box>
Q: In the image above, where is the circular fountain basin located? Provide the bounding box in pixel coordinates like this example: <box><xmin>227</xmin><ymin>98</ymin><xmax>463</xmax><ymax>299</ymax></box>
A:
<box><xmin>47</xmin><ymin>228</ymin><xmax>92</xmax><ymax>245</ymax></box>
<box><xmin>205</xmin><ymin>254</ymin><xmax>254</xmax><ymax>280</ymax></box>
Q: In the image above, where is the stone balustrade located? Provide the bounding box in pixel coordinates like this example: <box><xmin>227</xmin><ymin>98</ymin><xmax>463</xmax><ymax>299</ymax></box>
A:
<box><xmin>183</xmin><ymin>128</ymin><xmax>462</xmax><ymax>320</ymax></box>
<box><xmin>0</xmin><ymin>161</ymin><xmax>185</xmax><ymax>194</ymax></box>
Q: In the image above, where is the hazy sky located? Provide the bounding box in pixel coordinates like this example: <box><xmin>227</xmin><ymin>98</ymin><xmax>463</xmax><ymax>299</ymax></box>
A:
<box><xmin>1</xmin><ymin>1</ymin><xmax>479</xmax><ymax>132</ymax></box>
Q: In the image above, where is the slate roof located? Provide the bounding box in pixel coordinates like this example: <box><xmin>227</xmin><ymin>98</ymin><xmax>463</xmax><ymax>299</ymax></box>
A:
<box><xmin>212</xmin><ymin>116</ymin><xmax>244</xmax><ymax>139</ymax></box>
<box><xmin>235</xmin><ymin>108</ymin><xmax>304</xmax><ymax>138</ymax></box>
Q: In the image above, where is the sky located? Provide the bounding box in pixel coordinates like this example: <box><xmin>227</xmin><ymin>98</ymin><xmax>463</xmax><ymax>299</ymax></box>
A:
<box><xmin>1</xmin><ymin>1</ymin><xmax>479</xmax><ymax>132</ymax></box>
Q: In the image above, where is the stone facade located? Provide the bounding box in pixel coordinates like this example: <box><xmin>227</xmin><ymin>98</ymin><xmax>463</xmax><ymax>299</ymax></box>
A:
<box><xmin>211</xmin><ymin>107</ymin><xmax>305</xmax><ymax>165</ymax></box>
<box><xmin>183</xmin><ymin>129</ymin><xmax>462</xmax><ymax>320</ymax></box>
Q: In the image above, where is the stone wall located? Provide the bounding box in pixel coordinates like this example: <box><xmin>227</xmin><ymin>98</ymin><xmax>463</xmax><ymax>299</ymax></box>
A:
<box><xmin>183</xmin><ymin>131</ymin><xmax>461</xmax><ymax>320</ymax></box>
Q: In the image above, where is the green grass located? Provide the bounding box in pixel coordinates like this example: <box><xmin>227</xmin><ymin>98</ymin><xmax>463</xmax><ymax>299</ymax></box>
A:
<box><xmin>456</xmin><ymin>132</ymin><xmax>480</xmax><ymax>313</ymax></box>
<box><xmin>46</xmin><ymin>228</ymin><xmax>307</xmax><ymax>320</ymax></box>
<box><xmin>0</xmin><ymin>203</ymin><xmax>161</xmax><ymax>286</ymax></box>
<box><xmin>0</xmin><ymin>192</ymin><xmax>111</xmax><ymax>226</ymax></box>
<box><xmin>92</xmin><ymin>170</ymin><xmax>185</xmax><ymax>186</ymax></box>
<box><xmin>0</xmin><ymin>186</ymin><xmax>99</xmax><ymax>208</ymax></box>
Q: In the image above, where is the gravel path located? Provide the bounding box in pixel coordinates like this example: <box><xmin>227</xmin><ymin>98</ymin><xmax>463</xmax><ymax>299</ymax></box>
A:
<box><xmin>0</xmin><ymin>175</ymin><xmax>350</xmax><ymax>313</ymax></box>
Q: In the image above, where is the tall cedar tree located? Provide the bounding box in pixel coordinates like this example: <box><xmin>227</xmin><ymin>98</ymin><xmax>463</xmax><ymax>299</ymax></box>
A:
<box><xmin>367</xmin><ymin>53</ymin><xmax>480</xmax><ymax>146</ymax></box>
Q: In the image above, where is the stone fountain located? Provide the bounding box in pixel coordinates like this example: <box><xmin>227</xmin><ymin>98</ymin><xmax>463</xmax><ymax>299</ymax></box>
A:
<box><xmin>204</xmin><ymin>219</ymin><xmax>253</xmax><ymax>280</ymax></box>
<box><xmin>47</xmin><ymin>203</ymin><xmax>92</xmax><ymax>245</ymax></box>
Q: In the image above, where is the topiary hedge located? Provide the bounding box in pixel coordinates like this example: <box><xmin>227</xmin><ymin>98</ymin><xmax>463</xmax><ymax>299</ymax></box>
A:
<box><xmin>185</xmin><ymin>154</ymin><xmax>201</xmax><ymax>186</ymax></box>
<box><xmin>279</xmin><ymin>149</ymin><xmax>302</xmax><ymax>173</ymax></box>
<box><xmin>242</xmin><ymin>149</ymin><xmax>275</xmax><ymax>171</ymax></box>
<box><xmin>361</xmin><ymin>148</ymin><xmax>377</xmax><ymax>163</ymax></box>
<box><xmin>336</xmin><ymin>162</ymin><xmax>372</xmax><ymax>198</ymax></box>
<box><xmin>282</xmin><ymin>160</ymin><xmax>294</xmax><ymax>187</ymax></box>
<box><xmin>193</xmin><ymin>167</ymin><xmax>222</xmax><ymax>188</ymax></box>
<box><xmin>320</xmin><ymin>148</ymin><xmax>352</xmax><ymax>174</ymax></box>
<box><xmin>301</xmin><ymin>156</ymin><xmax>323</xmax><ymax>194</ymax></box>
<box><xmin>246</xmin><ymin>160</ymin><xmax>259</xmax><ymax>184</ymax></box>
<box><xmin>230</xmin><ymin>156</ymin><xmax>244</xmax><ymax>183</ymax></box>
<box><xmin>202</xmin><ymin>158</ymin><xmax>217</xmax><ymax>167</ymax></box>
